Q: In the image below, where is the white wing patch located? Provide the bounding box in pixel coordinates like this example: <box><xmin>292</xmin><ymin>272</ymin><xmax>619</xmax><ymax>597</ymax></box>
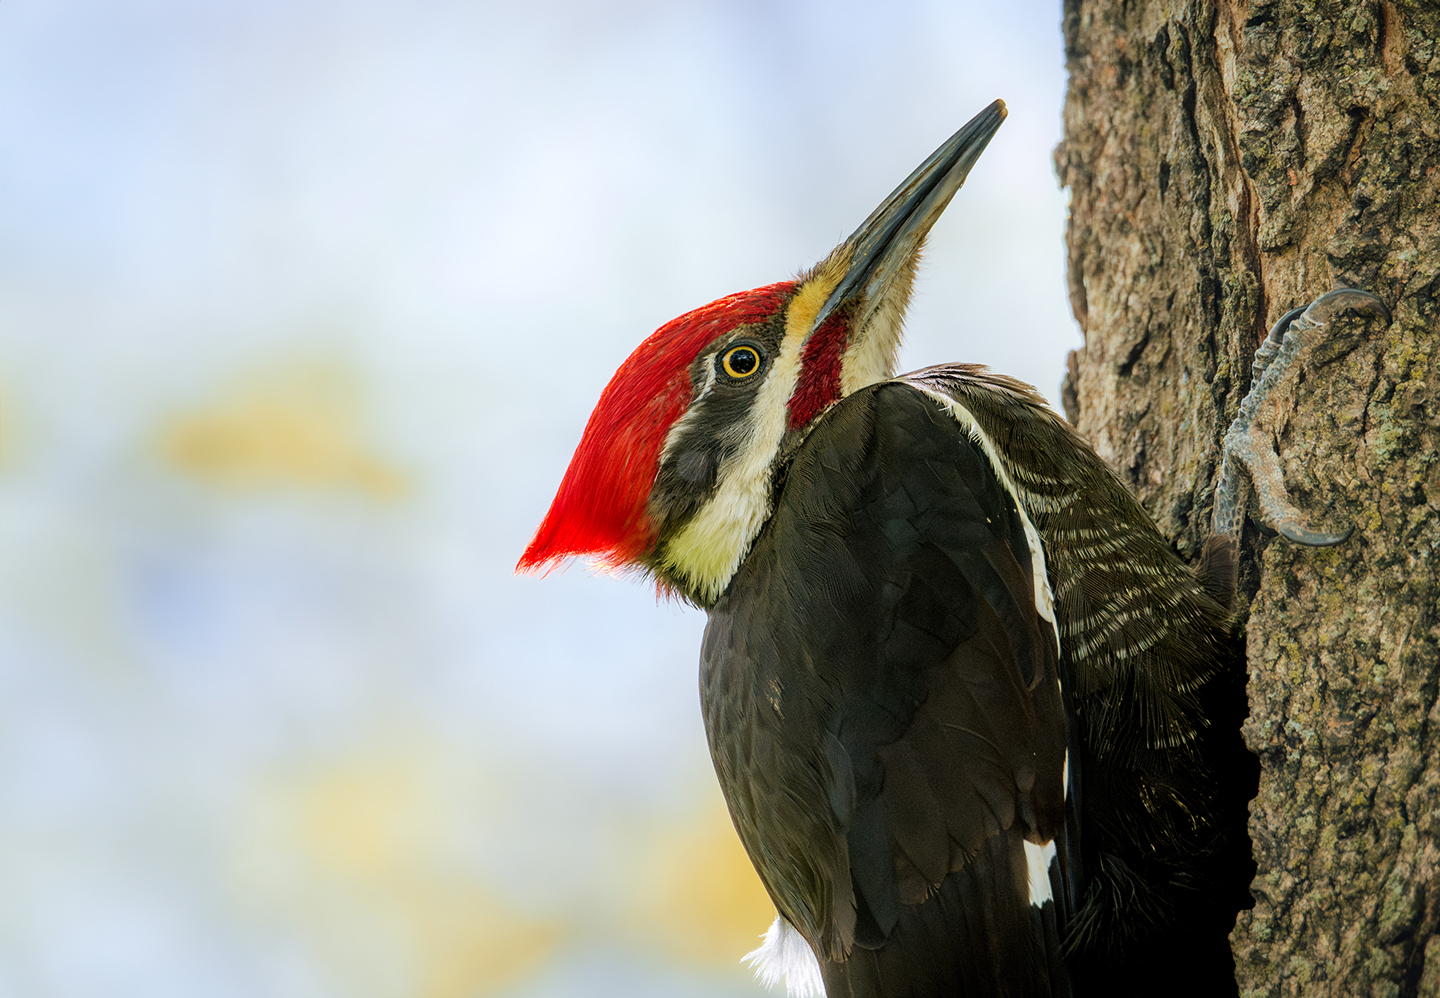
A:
<box><xmin>1024</xmin><ymin>839</ymin><xmax>1058</xmax><ymax>907</ymax></box>
<box><xmin>743</xmin><ymin>914</ymin><xmax>827</xmax><ymax>997</ymax></box>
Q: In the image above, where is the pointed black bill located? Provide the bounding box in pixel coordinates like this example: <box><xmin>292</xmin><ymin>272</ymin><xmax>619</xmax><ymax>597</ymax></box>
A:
<box><xmin>810</xmin><ymin>99</ymin><xmax>1007</xmax><ymax>334</ymax></box>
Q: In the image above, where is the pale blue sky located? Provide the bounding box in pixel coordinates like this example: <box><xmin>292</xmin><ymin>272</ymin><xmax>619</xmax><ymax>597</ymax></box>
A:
<box><xmin>0</xmin><ymin>3</ymin><xmax>1076</xmax><ymax>995</ymax></box>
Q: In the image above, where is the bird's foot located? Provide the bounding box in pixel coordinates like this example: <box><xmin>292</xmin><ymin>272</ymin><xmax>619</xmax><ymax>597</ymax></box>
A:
<box><xmin>1211</xmin><ymin>288</ymin><xmax>1391</xmax><ymax>545</ymax></box>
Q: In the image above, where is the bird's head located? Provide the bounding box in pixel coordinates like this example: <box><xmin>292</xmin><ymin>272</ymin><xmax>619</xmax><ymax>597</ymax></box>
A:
<box><xmin>519</xmin><ymin>100</ymin><xmax>1007</xmax><ymax>604</ymax></box>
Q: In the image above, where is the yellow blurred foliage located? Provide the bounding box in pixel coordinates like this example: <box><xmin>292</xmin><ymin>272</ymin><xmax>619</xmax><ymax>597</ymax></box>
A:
<box><xmin>242</xmin><ymin>750</ymin><xmax>560</xmax><ymax>998</ymax></box>
<box><xmin>298</xmin><ymin>758</ymin><xmax>432</xmax><ymax>880</ymax></box>
<box><xmin>630</xmin><ymin>794</ymin><xmax>776</xmax><ymax>966</ymax></box>
<box><xmin>160</xmin><ymin>365</ymin><xmax>407</xmax><ymax>496</ymax></box>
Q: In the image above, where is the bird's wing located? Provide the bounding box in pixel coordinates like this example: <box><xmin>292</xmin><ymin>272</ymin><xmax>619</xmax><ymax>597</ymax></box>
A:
<box><xmin>908</xmin><ymin>367</ymin><xmax>1253</xmax><ymax>988</ymax></box>
<box><xmin>703</xmin><ymin>381</ymin><xmax>1073</xmax><ymax>997</ymax></box>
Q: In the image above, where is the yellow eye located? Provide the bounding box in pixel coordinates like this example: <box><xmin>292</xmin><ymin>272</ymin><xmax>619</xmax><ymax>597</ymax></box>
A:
<box><xmin>720</xmin><ymin>344</ymin><xmax>763</xmax><ymax>379</ymax></box>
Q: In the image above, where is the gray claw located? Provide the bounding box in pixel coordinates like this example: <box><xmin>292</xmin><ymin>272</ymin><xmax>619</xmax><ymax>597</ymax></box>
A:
<box><xmin>1277</xmin><ymin>521</ymin><xmax>1354</xmax><ymax>547</ymax></box>
<box><xmin>1290</xmin><ymin>288</ymin><xmax>1392</xmax><ymax>331</ymax></box>
<box><xmin>1211</xmin><ymin>288</ymin><xmax>1389</xmax><ymax>545</ymax></box>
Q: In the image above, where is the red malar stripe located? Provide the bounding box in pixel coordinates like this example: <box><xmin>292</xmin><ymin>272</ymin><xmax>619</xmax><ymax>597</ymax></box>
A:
<box><xmin>787</xmin><ymin>312</ymin><xmax>848</xmax><ymax>431</ymax></box>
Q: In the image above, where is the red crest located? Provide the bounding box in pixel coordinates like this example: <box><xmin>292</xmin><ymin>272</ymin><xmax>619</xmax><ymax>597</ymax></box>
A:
<box><xmin>518</xmin><ymin>282</ymin><xmax>794</xmax><ymax>572</ymax></box>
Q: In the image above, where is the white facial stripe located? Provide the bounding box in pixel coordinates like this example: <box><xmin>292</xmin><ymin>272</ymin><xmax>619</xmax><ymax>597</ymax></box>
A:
<box><xmin>838</xmin><ymin>265</ymin><xmax>912</xmax><ymax>396</ymax></box>
<box><xmin>838</xmin><ymin>298</ymin><xmax>902</xmax><ymax>395</ymax></box>
<box><xmin>743</xmin><ymin>914</ymin><xmax>826</xmax><ymax>998</ymax></box>
<box><xmin>661</xmin><ymin>323</ymin><xmax>808</xmax><ymax>602</ymax></box>
<box><xmin>1024</xmin><ymin>839</ymin><xmax>1058</xmax><ymax>907</ymax></box>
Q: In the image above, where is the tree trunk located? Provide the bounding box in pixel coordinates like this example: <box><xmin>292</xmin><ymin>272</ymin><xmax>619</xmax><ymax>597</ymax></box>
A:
<box><xmin>1056</xmin><ymin>0</ymin><xmax>1440</xmax><ymax>994</ymax></box>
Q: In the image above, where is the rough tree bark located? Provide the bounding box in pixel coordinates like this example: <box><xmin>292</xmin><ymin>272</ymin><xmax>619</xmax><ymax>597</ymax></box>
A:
<box><xmin>1055</xmin><ymin>0</ymin><xmax>1440</xmax><ymax>994</ymax></box>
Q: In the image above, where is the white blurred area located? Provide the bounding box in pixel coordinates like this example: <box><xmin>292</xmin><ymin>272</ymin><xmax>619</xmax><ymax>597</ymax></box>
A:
<box><xmin>0</xmin><ymin>2</ymin><xmax>1077</xmax><ymax>996</ymax></box>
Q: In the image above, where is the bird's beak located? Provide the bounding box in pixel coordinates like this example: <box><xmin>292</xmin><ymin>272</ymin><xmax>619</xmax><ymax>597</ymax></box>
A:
<box><xmin>798</xmin><ymin>99</ymin><xmax>1006</xmax><ymax>390</ymax></box>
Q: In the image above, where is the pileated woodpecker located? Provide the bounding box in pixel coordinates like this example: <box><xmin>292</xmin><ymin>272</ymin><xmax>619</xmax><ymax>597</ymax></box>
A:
<box><xmin>519</xmin><ymin>101</ymin><xmax>1387</xmax><ymax>996</ymax></box>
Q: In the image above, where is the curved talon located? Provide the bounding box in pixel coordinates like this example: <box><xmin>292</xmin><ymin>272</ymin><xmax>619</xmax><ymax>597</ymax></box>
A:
<box><xmin>1277</xmin><ymin>520</ymin><xmax>1355</xmax><ymax>547</ymax></box>
<box><xmin>1248</xmin><ymin>307</ymin><xmax>1303</xmax><ymax>381</ymax></box>
<box><xmin>1293</xmin><ymin>288</ymin><xmax>1392</xmax><ymax>331</ymax></box>
<box><xmin>1258</xmin><ymin>306</ymin><xmax>1306</xmax><ymax>355</ymax></box>
<box><xmin>1265</xmin><ymin>307</ymin><xmax>1307</xmax><ymax>344</ymax></box>
<box><xmin>1211</xmin><ymin>287</ymin><xmax>1391</xmax><ymax>546</ymax></box>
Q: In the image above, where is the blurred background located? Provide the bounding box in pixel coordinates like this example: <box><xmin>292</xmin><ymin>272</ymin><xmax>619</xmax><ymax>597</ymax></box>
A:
<box><xmin>0</xmin><ymin>1</ymin><xmax>1077</xmax><ymax>995</ymax></box>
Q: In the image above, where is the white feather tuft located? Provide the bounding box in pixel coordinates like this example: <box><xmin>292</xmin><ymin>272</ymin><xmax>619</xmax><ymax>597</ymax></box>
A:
<box><xmin>742</xmin><ymin>915</ymin><xmax>826</xmax><ymax>997</ymax></box>
<box><xmin>1024</xmin><ymin>839</ymin><xmax>1058</xmax><ymax>907</ymax></box>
